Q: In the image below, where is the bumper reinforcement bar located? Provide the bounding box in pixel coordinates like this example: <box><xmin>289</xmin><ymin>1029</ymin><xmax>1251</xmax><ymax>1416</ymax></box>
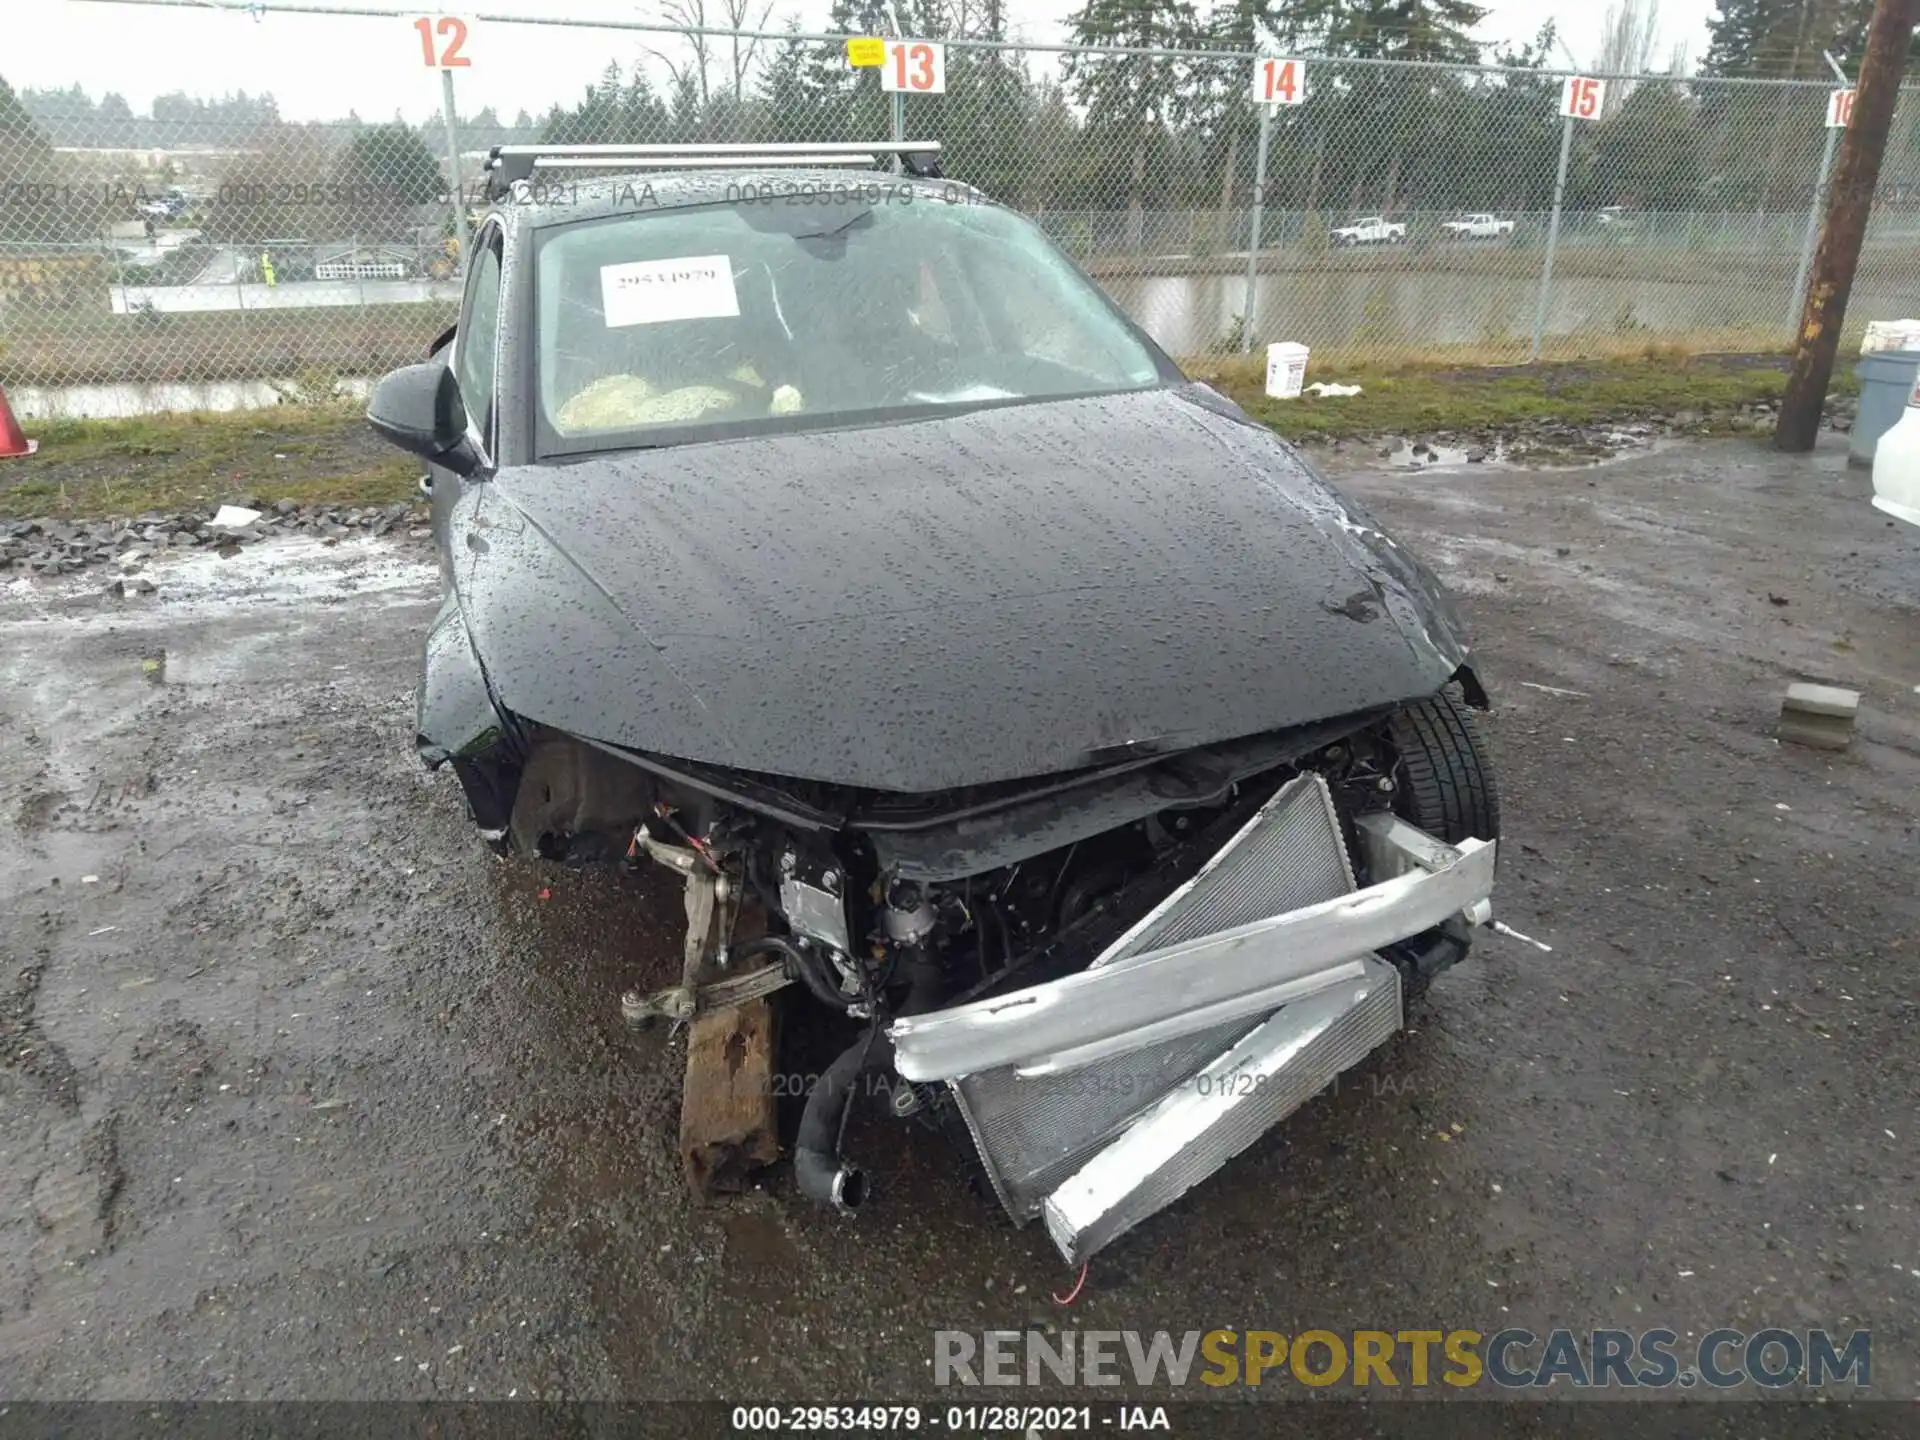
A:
<box><xmin>889</xmin><ymin>812</ymin><xmax>1494</xmax><ymax>1083</ymax></box>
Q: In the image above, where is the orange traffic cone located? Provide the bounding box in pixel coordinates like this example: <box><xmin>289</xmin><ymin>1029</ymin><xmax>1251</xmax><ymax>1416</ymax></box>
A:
<box><xmin>0</xmin><ymin>383</ymin><xmax>35</xmax><ymax>460</ymax></box>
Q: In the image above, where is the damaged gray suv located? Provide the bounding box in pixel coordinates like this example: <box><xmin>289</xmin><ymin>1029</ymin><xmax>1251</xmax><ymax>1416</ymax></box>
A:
<box><xmin>365</xmin><ymin>142</ymin><xmax>1502</xmax><ymax>1264</ymax></box>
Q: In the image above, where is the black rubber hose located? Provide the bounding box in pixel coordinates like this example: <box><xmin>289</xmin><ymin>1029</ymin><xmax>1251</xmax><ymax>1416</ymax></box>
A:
<box><xmin>792</xmin><ymin>942</ymin><xmax>945</xmax><ymax>1215</ymax></box>
<box><xmin>734</xmin><ymin>934</ymin><xmax>854</xmax><ymax>1013</ymax></box>
<box><xmin>794</xmin><ymin>1028</ymin><xmax>894</xmax><ymax>1213</ymax></box>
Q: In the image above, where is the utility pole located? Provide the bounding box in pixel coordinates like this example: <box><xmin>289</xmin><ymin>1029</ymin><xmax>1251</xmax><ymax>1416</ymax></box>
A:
<box><xmin>440</xmin><ymin>69</ymin><xmax>470</xmax><ymax>280</ymax></box>
<box><xmin>1775</xmin><ymin>0</ymin><xmax>1920</xmax><ymax>451</ymax></box>
<box><xmin>886</xmin><ymin>1</ymin><xmax>906</xmax><ymax>174</ymax></box>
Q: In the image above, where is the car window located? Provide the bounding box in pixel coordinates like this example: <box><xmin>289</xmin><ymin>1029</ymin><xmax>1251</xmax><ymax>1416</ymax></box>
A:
<box><xmin>531</xmin><ymin>189</ymin><xmax>1168</xmax><ymax>452</ymax></box>
<box><xmin>453</xmin><ymin>232</ymin><xmax>503</xmax><ymax>454</ymax></box>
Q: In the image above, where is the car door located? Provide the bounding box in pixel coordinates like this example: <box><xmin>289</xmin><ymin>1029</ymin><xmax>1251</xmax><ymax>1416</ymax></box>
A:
<box><xmin>427</xmin><ymin>223</ymin><xmax>505</xmax><ymax>581</ymax></box>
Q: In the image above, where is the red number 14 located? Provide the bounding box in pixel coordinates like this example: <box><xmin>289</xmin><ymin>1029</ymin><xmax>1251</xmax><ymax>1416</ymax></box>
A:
<box><xmin>1261</xmin><ymin>59</ymin><xmax>1298</xmax><ymax>103</ymax></box>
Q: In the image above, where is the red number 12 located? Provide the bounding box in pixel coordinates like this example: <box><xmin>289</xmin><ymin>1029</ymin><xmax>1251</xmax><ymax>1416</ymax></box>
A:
<box><xmin>415</xmin><ymin>16</ymin><xmax>470</xmax><ymax>67</ymax></box>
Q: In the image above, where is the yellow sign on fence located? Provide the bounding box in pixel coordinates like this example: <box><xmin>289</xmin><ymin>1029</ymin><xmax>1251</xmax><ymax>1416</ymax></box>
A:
<box><xmin>846</xmin><ymin>36</ymin><xmax>885</xmax><ymax>67</ymax></box>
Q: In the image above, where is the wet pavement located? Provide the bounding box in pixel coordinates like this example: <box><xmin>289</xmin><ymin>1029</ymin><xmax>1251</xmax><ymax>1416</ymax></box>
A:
<box><xmin>2</xmin><ymin>437</ymin><xmax>1919</xmax><ymax>1407</ymax></box>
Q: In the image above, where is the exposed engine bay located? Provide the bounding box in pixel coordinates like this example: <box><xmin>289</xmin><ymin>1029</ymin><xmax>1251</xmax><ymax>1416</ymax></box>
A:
<box><xmin>437</xmin><ymin>682</ymin><xmax>1500</xmax><ymax>1261</ymax></box>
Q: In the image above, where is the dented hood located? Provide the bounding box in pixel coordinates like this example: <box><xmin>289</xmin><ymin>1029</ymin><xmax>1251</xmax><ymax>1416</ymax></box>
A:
<box><xmin>453</xmin><ymin>385</ymin><xmax>1470</xmax><ymax>793</ymax></box>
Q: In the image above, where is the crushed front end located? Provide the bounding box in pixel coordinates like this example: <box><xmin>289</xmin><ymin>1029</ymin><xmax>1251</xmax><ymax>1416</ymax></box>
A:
<box><xmin>888</xmin><ymin>770</ymin><xmax>1495</xmax><ymax>1264</ymax></box>
<box><xmin>463</xmin><ymin>685</ymin><xmax>1500</xmax><ymax>1264</ymax></box>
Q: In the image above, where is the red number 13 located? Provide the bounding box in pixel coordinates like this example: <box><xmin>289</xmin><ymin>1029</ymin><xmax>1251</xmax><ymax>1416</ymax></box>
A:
<box><xmin>892</xmin><ymin>43</ymin><xmax>934</xmax><ymax>90</ymax></box>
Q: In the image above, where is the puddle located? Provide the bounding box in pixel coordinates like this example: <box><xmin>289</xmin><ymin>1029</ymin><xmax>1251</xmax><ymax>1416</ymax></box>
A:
<box><xmin>0</xmin><ymin>534</ymin><xmax>437</xmax><ymax>629</ymax></box>
<box><xmin>1367</xmin><ymin>430</ymin><xmax>1680</xmax><ymax>473</ymax></box>
<box><xmin>125</xmin><ymin>534</ymin><xmax>432</xmax><ymax>611</ymax></box>
<box><xmin>67</xmin><ymin>533</ymin><xmax>422</xmax><ymax>604</ymax></box>
<box><xmin>1380</xmin><ymin>439</ymin><xmax>1494</xmax><ymax>468</ymax></box>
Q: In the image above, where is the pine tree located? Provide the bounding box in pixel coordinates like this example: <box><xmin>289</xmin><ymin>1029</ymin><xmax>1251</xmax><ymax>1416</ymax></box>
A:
<box><xmin>939</xmin><ymin>0</ymin><xmax>1038</xmax><ymax>199</ymax></box>
<box><xmin>625</xmin><ymin>72</ymin><xmax>672</xmax><ymax>143</ymax></box>
<box><xmin>1186</xmin><ymin>1</ymin><xmax>1277</xmax><ymax>236</ymax></box>
<box><xmin>333</xmin><ymin>122</ymin><xmax>446</xmax><ymax>240</ymax></box>
<box><xmin>542</xmin><ymin>64</ymin><xmax>621</xmax><ymax>143</ymax></box>
<box><xmin>0</xmin><ymin>75</ymin><xmax>51</xmax><ymax>162</ymax></box>
<box><xmin>1296</xmin><ymin>0</ymin><xmax>1486</xmax><ymax>61</ymax></box>
<box><xmin>1699</xmin><ymin>0</ymin><xmax>1913</xmax><ymax>217</ymax></box>
<box><xmin>0</xmin><ymin>72</ymin><xmax>58</xmax><ymax>243</ymax></box>
<box><xmin>1064</xmin><ymin>0</ymin><xmax>1197</xmax><ymax>252</ymax></box>
<box><xmin>1701</xmin><ymin>0</ymin><xmax>1906</xmax><ymax>77</ymax></box>
<box><xmin>797</xmin><ymin>0</ymin><xmax>890</xmax><ymax>149</ymax></box>
<box><xmin>1592</xmin><ymin>83</ymin><xmax>1704</xmax><ymax>208</ymax></box>
<box><xmin>755</xmin><ymin>24</ymin><xmax>823</xmax><ymax>143</ymax></box>
<box><xmin>1284</xmin><ymin>0</ymin><xmax>1487</xmax><ymax>216</ymax></box>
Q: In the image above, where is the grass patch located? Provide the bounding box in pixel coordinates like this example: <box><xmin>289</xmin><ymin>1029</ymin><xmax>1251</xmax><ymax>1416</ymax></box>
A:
<box><xmin>0</xmin><ymin>348</ymin><xmax>1853</xmax><ymax>521</ymax></box>
<box><xmin>0</xmin><ymin>403</ymin><xmax>417</xmax><ymax>520</ymax></box>
<box><xmin>1192</xmin><ymin>348</ymin><xmax>1837</xmax><ymax>441</ymax></box>
<box><xmin>3</xmin><ymin>303</ymin><xmax>447</xmax><ymax>387</ymax></box>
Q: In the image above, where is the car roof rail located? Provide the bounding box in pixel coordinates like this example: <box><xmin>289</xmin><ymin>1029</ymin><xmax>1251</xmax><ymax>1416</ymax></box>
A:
<box><xmin>485</xmin><ymin>142</ymin><xmax>944</xmax><ymax>187</ymax></box>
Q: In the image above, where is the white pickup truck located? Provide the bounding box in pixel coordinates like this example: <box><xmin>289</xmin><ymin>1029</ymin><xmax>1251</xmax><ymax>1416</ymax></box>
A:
<box><xmin>1330</xmin><ymin>216</ymin><xmax>1406</xmax><ymax>247</ymax></box>
<box><xmin>1441</xmin><ymin>213</ymin><xmax>1515</xmax><ymax>239</ymax></box>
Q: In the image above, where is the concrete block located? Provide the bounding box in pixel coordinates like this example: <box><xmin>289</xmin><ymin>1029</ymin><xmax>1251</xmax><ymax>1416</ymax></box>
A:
<box><xmin>1782</xmin><ymin>683</ymin><xmax>1861</xmax><ymax>719</ymax></box>
<box><xmin>1778</xmin><ymin>682</ymin><xmax>1860</xmax><ymax>750</ymax></box>
<box><xmin>1777</xmin><ymin>713</ymin><xmax>1853</xmax><ymax>750</ymax></box>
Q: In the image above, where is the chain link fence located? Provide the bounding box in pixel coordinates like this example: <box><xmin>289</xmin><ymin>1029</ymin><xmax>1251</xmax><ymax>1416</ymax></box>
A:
<box><xmin>5</xmin><ymin>5</ymin><xmax>1920</xmax><ymax>411</ymax></box>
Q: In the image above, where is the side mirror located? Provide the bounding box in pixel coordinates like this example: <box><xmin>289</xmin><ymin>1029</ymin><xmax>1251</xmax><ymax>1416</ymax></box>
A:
<box><xmin>367</xmin><ymin>362</ymin><xmax>481</xmax><ymax>476</ymax></box>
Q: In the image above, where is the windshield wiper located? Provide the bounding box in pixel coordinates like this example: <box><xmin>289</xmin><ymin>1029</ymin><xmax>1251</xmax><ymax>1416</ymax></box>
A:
<box><xmin>795</xmin><ymin>207</ymin><xmax>875</xmax><ymax>242</ymax></box>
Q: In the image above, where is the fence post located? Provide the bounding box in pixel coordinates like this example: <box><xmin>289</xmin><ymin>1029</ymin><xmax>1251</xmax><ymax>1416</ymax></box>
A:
<box><xmin>1240</xmin><ymin>103</ymin><xmax>1272</xmax><ymax>355</ymax></box>
<box><xmin>1529</xmin><ymin>113</ymin><xmax>1575</xmax><ymax>363</ymax></box>
<box><xmin>1791</xmin><ymin>121</ymin><xmax>1841</xmax><ymax>329</ymax></box>
<box><xmin>887</xmin><ymin>2</ymin><xmax>904</xmax><ymax>173</ymax></box>
<box><xmin>439</xmin><ymin>68</ymin><xmax>470</xmax><ymax>280</ymax></box>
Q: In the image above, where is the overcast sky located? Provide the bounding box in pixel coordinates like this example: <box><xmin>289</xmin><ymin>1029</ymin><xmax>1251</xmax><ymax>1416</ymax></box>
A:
<box><xmin>14</xmin><ymin>0</ymin><xmax>1722</xmax><ymax>125</ymax></box>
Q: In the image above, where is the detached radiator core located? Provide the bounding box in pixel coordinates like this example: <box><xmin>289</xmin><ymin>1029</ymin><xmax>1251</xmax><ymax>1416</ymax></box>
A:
<box><xmin>948</xmin><ymin>774</ymin><xmax>1366</xmax><ymax>1222</ymax></box>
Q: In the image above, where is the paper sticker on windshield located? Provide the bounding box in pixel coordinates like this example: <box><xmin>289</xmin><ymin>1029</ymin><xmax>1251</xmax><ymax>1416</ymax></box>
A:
<box><xmin>600</xmin><ymin>255</ymin><xmax>739</xmax><ymax>327</ymax></box>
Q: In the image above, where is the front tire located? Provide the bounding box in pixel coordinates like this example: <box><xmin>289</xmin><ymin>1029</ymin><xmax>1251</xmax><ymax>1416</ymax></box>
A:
<box><xmin>1388</xmin><ymin>689</ymin><xmax>1500</xmax><ymax>844</ymax></box>
<box><xmin>1381</xmin><ymin>689</ymin><xmax>1501</xmax><ymax>998</ymax></box>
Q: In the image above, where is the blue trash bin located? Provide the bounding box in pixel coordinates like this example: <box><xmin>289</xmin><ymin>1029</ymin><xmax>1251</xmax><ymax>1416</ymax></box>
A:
<box><xmin>1850</xmin><ymin>348</ymin><xmax>1920</xmax><ymax>467</ymax></box>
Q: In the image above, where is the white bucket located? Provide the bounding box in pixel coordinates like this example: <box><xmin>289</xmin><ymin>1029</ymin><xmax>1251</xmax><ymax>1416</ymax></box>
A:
<box><xmin>1265</xmin><ymin>342</ymin><xmax>1309</xmax><ymax>399</ymax></box>
<box><xmin>1862</xmin><ymin>319</ymin><xmax>1920</xmax><ymax>354</ymax></box>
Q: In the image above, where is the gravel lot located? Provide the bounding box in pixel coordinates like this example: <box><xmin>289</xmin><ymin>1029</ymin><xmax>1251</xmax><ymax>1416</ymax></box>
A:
<box><xmin>2</xmin><ymin>436</ymin><xmax>1917</xmax><ymax>1422</ymax></box>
